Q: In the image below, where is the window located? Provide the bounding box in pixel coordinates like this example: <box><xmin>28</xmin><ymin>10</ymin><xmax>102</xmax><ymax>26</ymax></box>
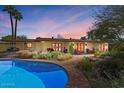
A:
<box><xmin>27</xmin><ymin>43</ymin><xmax>32</xmax><ymax>48</ymax></box>
<box><xmin>76</xmin><ymin>43</ymin><xmax>83</xmax><ymax>51</ymax></box>
<box><xmin>52</xmin><ymin>43</ymin><xmax>64</xmax><ymax>51</ymax></box>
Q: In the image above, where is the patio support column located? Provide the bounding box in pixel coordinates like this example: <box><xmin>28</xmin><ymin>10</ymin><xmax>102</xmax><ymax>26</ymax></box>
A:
<box><xmin>98</xmin><ymin>44</ymin><xmax>100</xmax><ymax>51</ymax></box>
<box><xmin>84</xmin><ymin>42</ymin><xmax>87</xmax><ymax>53</ymax></box>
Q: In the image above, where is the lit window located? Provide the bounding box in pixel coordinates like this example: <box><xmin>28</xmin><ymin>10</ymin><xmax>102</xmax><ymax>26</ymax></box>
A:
<box><xmin>59</xmin><ymin>44</ymin><xmax>61</xmax><ymax>47</ymax></box>
<box><xmin>76</xmin><ymin>43</ymin><xmax>83</xmax><ymax>51</ymax></box>
<box><xmin>27</xmin><ymin>43</ymin><xmax>32</xmax><ymax>48</ymax></box>
<box><xmin>52</xmin><ymin>43</ymin><xmax>63</xmax><ymax>51</ymax></box>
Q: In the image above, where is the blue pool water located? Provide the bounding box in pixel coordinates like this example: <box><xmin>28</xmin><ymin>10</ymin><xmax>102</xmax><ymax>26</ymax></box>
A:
<box><xmin>0</xmin><ymin>60</ymin><xmax>68</xmax><ymax>88</ymax></box>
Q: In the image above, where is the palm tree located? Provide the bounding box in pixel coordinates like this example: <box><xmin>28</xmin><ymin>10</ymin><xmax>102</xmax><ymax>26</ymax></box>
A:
<box><xmin>14</xmin><ymin>10</ymin><xmax>23</xmax><ymax>40</ymax></box>
<box><xmin>3</xmin><ymin>5</ymin><xmax>15</xmax><ymax>44</ymax></box>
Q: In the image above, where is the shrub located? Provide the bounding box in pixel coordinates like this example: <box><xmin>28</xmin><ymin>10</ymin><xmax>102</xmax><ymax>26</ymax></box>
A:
<box><xmin>17</xmin><ymin>51</ymin><xmax>73</xmax><ymax>61</ymax></box>
<box><xmin>110</xmin><ymin>42</ymin><xmax>124</xmax><ymax>59</ymax></box>
<box><xmin>51</xmin><ymin>51</ymin><xmax>61</xmax><ymax>59</ymax></box>
<box><xmin>95</xmin><ymin>60</ymin><xmax>124</xmax><ymax>80</ymax></box>
<box><xmin>16</xmin><ymin>51</ymin><xmax>33</xmax><ymax>59</ymax></box>
<box><xmin>95</xmin><ymin>50</ymin><xmax>109</xmax><ymax>58</ymax></box>
<box><xmin>111</xmin><ymin>42</ymin><xmax>124</xmax><ymax>52</ymax></box>
<box><xmin>32</xmin><ymin>53</ymin><xmax>39</xmax><ymax>59</ymax></box>
<box><xmin>57</xmin><ymin>53</ymin><xmax>72</xmax><ymax>61</ymax></box>
<box><xmin>0</xmin><ymin>53</ymin><xmax>7</xmax><ymax>58</ymax></box>
<box><xmin>68</xmin><ymin>43</ymin><xmax>74</xmax><ymax>54</ymax></box>
<box><xmin>47</xmin><ymin>48</ymin><xmax>54</xmax><ymax>52</ymax></box>
<box><xmin>110</xmin><ymin>51</ymin><xmax>124</xmax><ymax>60</ymax></box>
<box><xmin>38</xmin><ymin>51</ymin><xmax>62</xmax><ymax>60</ymax></box>
<box><xmin>47</xmin><ymin>52</ymin><xmax>53</xmax><ymax>59</ymax></box>
<box><xmin>38</xmin><ymin>52</ymin><xmax>48</xmax><ymax>59</ymax></box>
<box><xmin>7</xmin><ymin>47</ymin><xmax>19</xmax><ymax>52</ymax></box>
<box><xmin>77</xmin><ymin>57</ymin><xmax>93</xmax><ymax>72</ymax></box>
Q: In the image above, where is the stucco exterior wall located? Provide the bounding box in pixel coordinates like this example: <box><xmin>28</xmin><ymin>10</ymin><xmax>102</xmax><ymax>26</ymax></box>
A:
<box><xmin>39</xmin><ymin>41</ymin><xmax>51</xmax><ymax>52</ymax></box>
<box><xmin>16</xmin><ymin>41</ymin><xmax>108</xmax><ymax>53</ymax></box>
<box><xmin>0</xmin><ymin>41</ymin><xmax>109</xmax><ymax>53</ymax></box>
<box><xmin>16</xmin><ymin>42</ymin><xmax>25</xmax><ymax>50</ymax></box>
<box><xmin>0</xmin><ymin>43</ymin><xmax>10</xmax><ymax>51</ymax></box>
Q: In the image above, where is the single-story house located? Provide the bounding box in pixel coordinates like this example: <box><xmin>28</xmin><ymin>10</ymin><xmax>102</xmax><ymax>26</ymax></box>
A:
<box><xmin>0</xmin><ymin>38</ymin><xmax>108</xmax><ymax>54</ymax></box>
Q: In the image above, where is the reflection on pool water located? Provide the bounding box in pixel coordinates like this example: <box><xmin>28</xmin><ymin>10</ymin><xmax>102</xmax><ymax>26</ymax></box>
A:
<box><xmin>0</xmin><ymin>60</ymin><xmax>68</xmax><ymax>88</ymax></box>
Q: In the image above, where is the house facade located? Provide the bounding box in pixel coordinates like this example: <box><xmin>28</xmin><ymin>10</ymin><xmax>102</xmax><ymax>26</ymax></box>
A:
<box><xmin>0</xmin><ymin>38</ymin><xmax>109</xmax><ymax>54</ymax></box>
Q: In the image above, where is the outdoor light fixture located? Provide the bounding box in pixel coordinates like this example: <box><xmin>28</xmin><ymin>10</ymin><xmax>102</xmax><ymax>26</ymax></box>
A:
<box><xmin>85</xmin><ymin>43</ymin><xmax>87</xmax><ymax>46</ymax></box>
<box><xmin>41</xmin><ymin>41</ymin><xmax>45</xmax><ymax>43</ymax></box>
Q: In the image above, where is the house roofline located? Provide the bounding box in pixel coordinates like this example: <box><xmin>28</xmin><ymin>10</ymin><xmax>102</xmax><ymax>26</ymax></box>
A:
<box><xmin>0</xmin><ymin>38</ymin><xmax>107</xmax><ymax>43</ymax></box>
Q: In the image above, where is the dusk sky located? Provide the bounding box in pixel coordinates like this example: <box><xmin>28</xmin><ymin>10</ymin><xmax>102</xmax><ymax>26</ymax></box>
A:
<box><xmin>0</xmin><ymin>5</ymin><xmax>105</xmax><ymax>39</ymax></box>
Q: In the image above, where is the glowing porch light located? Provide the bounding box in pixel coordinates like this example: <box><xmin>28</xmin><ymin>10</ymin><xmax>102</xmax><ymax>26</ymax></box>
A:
<box><xmin>41</xmin><ymin>41</ymin><xmax>45</xmax><ymax>43</ymax></box>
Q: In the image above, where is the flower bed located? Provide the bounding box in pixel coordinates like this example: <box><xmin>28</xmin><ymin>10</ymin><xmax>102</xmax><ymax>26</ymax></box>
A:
<box><xmin>16</xmin><ymin>51</ymin><xmax>33</xmax><ymax>59</ymax></box>
<box><xmin>16</xmin><ymin>51</ymin><xmax>73</xmax><ymax>61</ymax></box>
<box><xmin>36</xmin><ymin>51</ymin><xmax>72</xmax><ymax>61</ymax></box>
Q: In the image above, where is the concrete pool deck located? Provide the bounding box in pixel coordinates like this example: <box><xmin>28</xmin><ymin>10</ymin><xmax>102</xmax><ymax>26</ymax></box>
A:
<box><xmin>0</xmin><ymin>54</ymin><xmax>94</xmax><ymax>88</ymax></box>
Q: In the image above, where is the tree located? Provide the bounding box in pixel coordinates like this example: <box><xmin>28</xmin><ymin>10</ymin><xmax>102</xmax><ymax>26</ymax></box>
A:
<box><xmin>2</xmin><ymin>35</ymin><xmax>27</xmax><ymax>41</ymax></box>
<box><xmin>36</xmin><ymin>37</ymin><xmax>41</xmax><ymax>39</ymax></box>
<box><xmin>3</xmin><ymin>5</ymin><xmax>15</xmax><ymax>43</ymax></box>
<box><xmin>14</xmin><ymin>10</ymin><xmax>23</xmax><ymax>40</ymax></box>
<box><xmin>87</xmin><ymin>30</ymin><xmax>96</xmax><ymax>40</ymax></box>
<box><xmin>89</xmin><ymin>6</ymin><xmax>124</xmax><ymax>42</ymax></box>
<box><xmin>68</xmin><ymin>43</ymin><xmax>74</xmax><ymax>54</ymax></box>
<box><xmin>3</xmin><ymin>5</ymin><xmax>23</xmax><ymax>45</ymax></box>
<box><xmin>1</xmin><ymin>35</ymin><xmax>13</xmax><ymax>41</ymax></box>
<box><xmin>16</xmin><ymin>35</ymin><xmax>27</xmax><ymax>40</ymax></box>
<box><xmin>80</xmin><ymin>36</ymin><xmax>87</xmax><ymax>40</ymax></box>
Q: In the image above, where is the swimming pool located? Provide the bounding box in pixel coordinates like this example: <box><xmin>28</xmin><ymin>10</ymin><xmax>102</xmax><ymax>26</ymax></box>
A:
<box><xmin>0</xmin><ymin>59</ymin><xmax>68</xmax><ymax>88</ymax></box>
